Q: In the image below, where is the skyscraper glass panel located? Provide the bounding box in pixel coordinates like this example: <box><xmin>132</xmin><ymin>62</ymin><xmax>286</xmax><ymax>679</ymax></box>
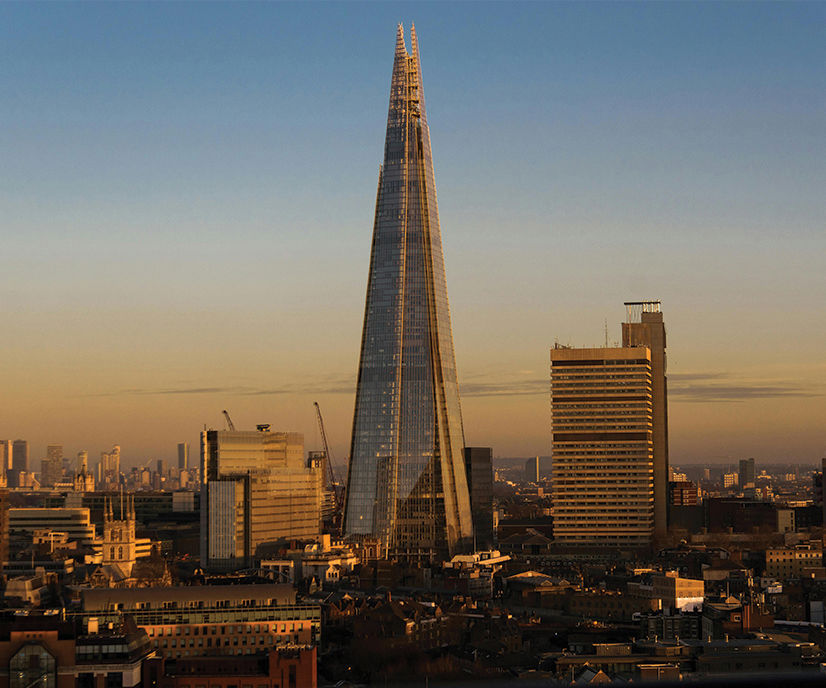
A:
<box><xmin>344</xmin><ymin>25</ymin><xmax>473</xmax><ymax>561</ymax></box>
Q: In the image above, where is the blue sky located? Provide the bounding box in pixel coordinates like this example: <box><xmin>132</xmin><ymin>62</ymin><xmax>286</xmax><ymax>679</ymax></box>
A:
<box><xmin>1</xmin><ymin>2</ymin><xmax>824</xmax><ymax>467</ymax></box>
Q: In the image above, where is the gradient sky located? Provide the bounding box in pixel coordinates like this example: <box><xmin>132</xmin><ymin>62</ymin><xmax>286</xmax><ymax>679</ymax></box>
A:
<box><xmin>1</xmin><ymin>2</ymin><xmax>824</xmax><ymax>470</ymax></box>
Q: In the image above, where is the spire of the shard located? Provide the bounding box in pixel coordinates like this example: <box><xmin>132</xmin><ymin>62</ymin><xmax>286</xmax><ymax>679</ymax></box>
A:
<box><xmin>409</xmin><ymin>23</ymin><xmax>427</xmax><ymax>119</ymax></box>
<box><xmin>395</xmin><ymin>22</ymin><xmax>406</xmax><ymax>56</ymax></box>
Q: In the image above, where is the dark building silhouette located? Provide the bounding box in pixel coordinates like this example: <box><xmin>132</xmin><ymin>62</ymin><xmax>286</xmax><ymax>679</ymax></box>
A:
<box><xmin>524</xmin><ymin>456</ymin><xmax>540</xmax><ymax>483</ymax></box>
<box><xmin>739</xmin><ymin>457</ymin><xmax>756</xmax><ymax>488</ymax></box>
<box><xmin>177</xmin><ymin>441</ymin><xmax>189</xmax><ymax>470</ymax></box>
<box><xmin>11</xmin><ymin>439</ymin><xmax>28</xmax><ymax>488</ymax></box>
<box><xmin>464</xmin><ymin>447</ymin><xmax>495</xmax><ymax>550</ymax></box>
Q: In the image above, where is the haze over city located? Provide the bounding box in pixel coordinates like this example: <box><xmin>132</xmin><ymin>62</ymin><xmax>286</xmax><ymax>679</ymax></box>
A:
<box><xmin>2</xmin><ymin>2</ymin><xmax>824</xmax><ymax>468</ymax></box>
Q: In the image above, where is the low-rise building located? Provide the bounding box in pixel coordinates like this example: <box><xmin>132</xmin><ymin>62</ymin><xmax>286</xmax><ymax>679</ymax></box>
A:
<box><xmin>78</xmin><ymin>584</ymin><xmax>321</xmax><ymax>659</ymax></box>
<box><xmin>142</xmin><ymin>646</ymin><xmax>317</xmax><ymax>688</ymax></box>
<box><xmin>766</xmin><ymin>542</ymin><xmax>823</xmax><ymax>579</ymax></box>
<box><xmin>652</xmin><ymin>571</ymin><xmax>705</xmax><ymax>612</ymax></box>
<box><xmin>0</xmin><ymin>615</ymin><xmax>153</xmax><ymax>688</ymax></box>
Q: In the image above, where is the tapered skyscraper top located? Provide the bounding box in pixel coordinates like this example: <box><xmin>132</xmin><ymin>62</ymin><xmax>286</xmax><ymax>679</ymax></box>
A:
<box><xmin>344</xmin><ymin>25</ymin><xmax>473</xmax><ymax>561</ymax></box>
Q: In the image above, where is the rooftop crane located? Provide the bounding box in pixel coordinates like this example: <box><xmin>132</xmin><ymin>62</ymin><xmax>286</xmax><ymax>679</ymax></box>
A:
<box><xmin>313</xmin><ymin>401</ymin><xmax>343</xmax><ymax>530</ymax></box>
<box><xmin>222</xmin><ymin>409</ymin><xmax>236</xmax><ymax>431</ymax></box>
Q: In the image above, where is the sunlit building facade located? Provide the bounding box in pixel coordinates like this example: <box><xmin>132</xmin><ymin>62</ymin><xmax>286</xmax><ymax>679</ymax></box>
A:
<box><xmin>551</xmin><ymin>346</ymin><xmax>655</xmax><ymax>547</ymax></box>
<box><xmin>201</xmin><ymin>428</ymin><xmax>321</xmax><ymax>570</ymax></box>
<box><xmin>344</xmin><ymin>25</ymin><xmax>473</xmax><ymax>561</ymax></box>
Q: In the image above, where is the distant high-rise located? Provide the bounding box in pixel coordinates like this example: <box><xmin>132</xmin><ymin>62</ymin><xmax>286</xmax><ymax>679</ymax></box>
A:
<box><xmin>464</xmin><ymin>448</ymin><xmax>495</xmax><ymax>550</ymax></box>
<box><xmin>47</xmin><ymin>444</ymin><xmax>63</xmax><ymax>465</ymax></box>
<box><xmin>41</xmin><ymin>444</ymin><xmax>63</xmax><ymax>487</ymax></box>
<box><xmin>739</xmin><ymin>457</ymin><xmax>756</xmax><ymax>488</ymax></box>
<box><xmin>524</xmin><ymin>456</ymin><xmax>540</xmax><ymax>483</ymax></box>
<box><xmin>177</xmin><ymin>442</ymin><xmax>189</xmax><ymax>470</ymax></box>
<box><xmin>0</xmin><ymin>490</ymin><xmax>7</xmax><ymax>572</ymax></box>
<box><xmin>822</xmin><ymin>458</ymin><xmax>826</xmax><ymax>532</ymax></box>
<box><xmin>11</xmin><ymin>440</ymin><xmax>28</xmax><ymax>488</ymax></box>
<box><xmin>201</xmin><ymin>426</ymin><xmax>321</xmax><ymax>570</ymax></box>
<box><xmin>621</xmin><ymin>301</ymin><xmax>669</xmax><ymax>537</ymax></box>
<box><xmin>0</xmin><ymin>440</ymin><xmax>11</xmax><ymax>482</ymax></box>
<box><xmin>343</xmin><ymin>25</ymin><xmax>472</xmax><ymax>561</ymax></box>
<box><xmin>99</xmin><ymin>445</ymin><xmax>121</xmax><ymax>488</ymax></box>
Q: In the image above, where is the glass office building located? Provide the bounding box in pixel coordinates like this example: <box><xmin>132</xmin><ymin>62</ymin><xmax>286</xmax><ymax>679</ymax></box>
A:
<box><xmin>344</xmin><ymin>25</ymin><xmax>473</xmax><ymax>561</ymax></box>
<box><xmin>200</xmin><ymin>428</ymin><xmax>321</xmax><ymax>570</ymax></box>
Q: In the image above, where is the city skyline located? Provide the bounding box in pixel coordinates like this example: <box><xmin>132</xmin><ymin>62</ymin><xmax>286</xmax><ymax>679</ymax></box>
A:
<box><xmin>1</xmin><ymin>2</ymin><xmax>824</xmax><ymax>466</ymax></box>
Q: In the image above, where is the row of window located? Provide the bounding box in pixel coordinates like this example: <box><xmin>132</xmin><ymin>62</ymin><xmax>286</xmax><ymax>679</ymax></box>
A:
<box><xmin>148</xmin><ymin>622</ymin><xmax>303</xmax><ymax>637</ymax></box>
<box><xmin>153</xmin><ymin>634</ymin><xmax>299</xmax><ymax>649</ymax></box>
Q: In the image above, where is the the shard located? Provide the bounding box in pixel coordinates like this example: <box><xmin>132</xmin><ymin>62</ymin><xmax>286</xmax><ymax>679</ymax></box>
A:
<box><xmin>343</xmin><ymin>24</ymin><xmax>473</xmax><ymax>561</ymax></box>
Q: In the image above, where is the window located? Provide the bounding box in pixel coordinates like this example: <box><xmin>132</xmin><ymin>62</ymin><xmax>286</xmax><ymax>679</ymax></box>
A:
<box><xmin>10</xmin><ymin>644</ymin><xmax>56</xmax><ymax>688</ymax></box>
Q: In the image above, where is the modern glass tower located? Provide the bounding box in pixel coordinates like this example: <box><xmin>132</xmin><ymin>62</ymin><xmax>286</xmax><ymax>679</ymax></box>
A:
<box><xmin>344</xmin><ymin>25</ymin><xmax>473</xmax><ymax>562</ymax></box>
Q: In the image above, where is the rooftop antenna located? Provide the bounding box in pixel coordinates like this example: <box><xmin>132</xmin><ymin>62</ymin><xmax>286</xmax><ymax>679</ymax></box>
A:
<box><xmin>604</xmin><ymin>319</ymin><xmax>609</xmax><ymax>347</ymax></box>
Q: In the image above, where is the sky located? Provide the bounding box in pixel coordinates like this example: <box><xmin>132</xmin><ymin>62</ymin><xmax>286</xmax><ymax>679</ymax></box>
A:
<box><xmin>1</xmin><ymin>2</ymin><xmax>824</xmax><ymax>470</ymax></box>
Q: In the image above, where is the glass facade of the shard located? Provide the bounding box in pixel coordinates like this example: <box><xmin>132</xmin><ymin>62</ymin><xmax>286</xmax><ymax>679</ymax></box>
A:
<box><xmin>344</xmin><ymin>25</ymin><xmax>473</xmax><ymax>561</ymax></box>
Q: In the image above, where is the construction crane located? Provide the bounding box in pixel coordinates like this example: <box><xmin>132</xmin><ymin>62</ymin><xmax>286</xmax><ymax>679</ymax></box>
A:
<box><xmin>313</xmin><ymin>402</ymin><xmax>343</xmax><ymax>529</ymax></box>
<box><xmin>222</xmin><ymin>409</ymin><xmax>236</xmax><ymax>431</ymax></box>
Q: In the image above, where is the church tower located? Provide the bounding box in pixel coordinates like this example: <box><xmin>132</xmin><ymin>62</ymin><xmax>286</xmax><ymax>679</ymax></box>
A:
<box><xmin>102</xmin><ymin>494</ymin><xmax>137</xmax><ymax>576</ymax></box>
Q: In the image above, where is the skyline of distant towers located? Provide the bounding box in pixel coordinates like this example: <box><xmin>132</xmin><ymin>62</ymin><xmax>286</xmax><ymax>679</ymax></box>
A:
<box><xmin>343</xmin><ymin>25</ymin><xmax>473</xmax><ymax>562</ymax></box>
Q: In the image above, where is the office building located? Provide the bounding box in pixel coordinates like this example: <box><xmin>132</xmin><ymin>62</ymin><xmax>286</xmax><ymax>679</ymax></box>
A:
<box><xmin>47</xmin><ymin>443</ymin><xmax>63</xmax><ymax>472</ymax></box>
<box><xmin>99</xmin><ymin>444</ymin><xmax>121</xmax><ymax>487</ymax></box>
<box><xmin>739</xmin><ymin>457</ymin><xmax>756</xmax><ymax>489</ymax></box>
<box><xmin>177</xmin><ymin>441</ymin><xmax>189</xmax><ymax>470</ymax></box>
<box><xmin>524</xmin><ymin>456</ymin><xmax>540</xmax><ymax>483</ymax></box>
<box><xmin>464</xmin><ymin>447</ymin><xmax>495</xmax><ymax>550</ymax></box>
<box><xmin>40</xmin><ymin>445</ymin><xmax>63</xmax><ymax>487</ymax></box>
<box><xmin>822</xmin><ymin>458</ymin><xmax>826</xmax><ymax>531</ymax></box>
<box><xmin>669</xmin><ymin>480</ymin><xmax>699</xmax><ymax>506</ymax></box>
<box><xmin>621</xmin><ymin>301</ymin><xmax>669</xmax><ymax>537</ymax></box>
<box><xmin>11</xmin><ymin>439</ymin><xmax>28</xmax><ymax>487</ymax></box>
<box><xmin>723</xmin><ymin>472</ymin><xmax>738</xmax><ymax>489</ymax></box>
<box><xmin>0</xmin><ymin>439</ymin><xmax>11</xmax><ymax>475</ymax></box>
<box><xmin>0</xmin><ymin>490</ymin><xmax>7</xmax><ymax>573</ymax></box>
<box><xmin>0</xmin><ymin>617</ymin><xmax>153</xmax><ymax>688</ymax></box>
<box><xmin>343</xmin><ymin>25</ymin><xmax>473</xmax><ymax>562</ymax></box>
<box><xmin>9</xmin><ymin>507</ymin><xmax>98</xmax><ymax>546</ymax></box>
<box><xmin>201</xmin><ymin>427</ymin><xmax>321</xmax><ymax>570</ymax></box>
<box><xmin>79</xmin><ymin>584</ymin><xmax>321</xmax><ymax>659</ymax></box>
<box><xmin>144</xmin><ymin>647</ymin><xmax>317</xmax><ymax>688</ymax></box>
<box><xmin>550</xmin><ymin>345</ymin><xmax>655</xmax><ymax>547</ymax></box>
